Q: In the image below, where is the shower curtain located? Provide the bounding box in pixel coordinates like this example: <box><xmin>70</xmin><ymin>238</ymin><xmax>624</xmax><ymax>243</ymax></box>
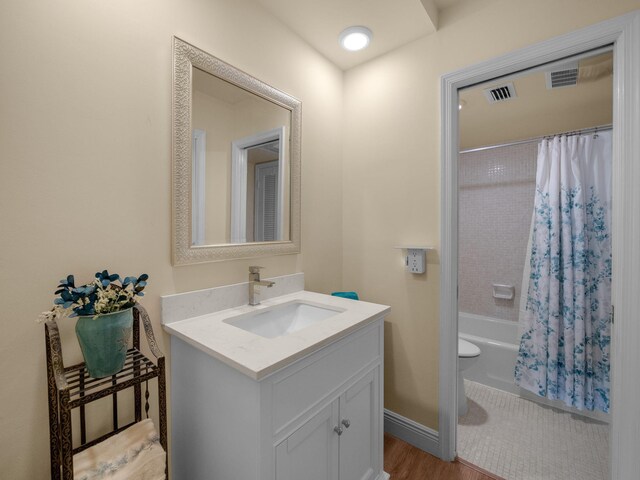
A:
<box><xmin>514</xmin><ymin>130</ymin><xmax>612</xmax><ymax>413</ymax></box>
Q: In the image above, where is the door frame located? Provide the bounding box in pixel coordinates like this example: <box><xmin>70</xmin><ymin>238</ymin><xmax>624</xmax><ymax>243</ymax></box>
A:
<box><xmin>439</xmin><ymin>11</ymin><xmax>640</xmax><ymax>479</ymax></box>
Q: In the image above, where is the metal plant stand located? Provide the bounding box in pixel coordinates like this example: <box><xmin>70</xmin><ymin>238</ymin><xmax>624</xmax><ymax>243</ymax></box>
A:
<box><xmin>45</xmin><ymin>303</ymin><xmax>167</xmax><ymax>480</ymax></box>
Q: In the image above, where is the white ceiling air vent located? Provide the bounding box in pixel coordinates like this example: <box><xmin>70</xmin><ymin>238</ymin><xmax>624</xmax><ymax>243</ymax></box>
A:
<box><xmin>546</xmin><ymin>62</ymin><xmax>579</xmax><ymax>89</ymax></box>
<box><xmin>483</xmin><ymin>82</ymin><xmax>517</xmax><ymax>104</ymax></box>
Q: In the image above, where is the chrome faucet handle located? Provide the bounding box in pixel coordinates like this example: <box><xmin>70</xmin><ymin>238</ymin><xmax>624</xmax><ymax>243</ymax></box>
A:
<box><xmin>249</xmin><ymin>266</ymin><xmax>264</xmax><ymax>274</ymax></box>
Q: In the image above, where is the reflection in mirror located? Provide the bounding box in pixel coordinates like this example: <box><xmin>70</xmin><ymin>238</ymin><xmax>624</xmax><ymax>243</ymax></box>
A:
<box><xmin>250</xmin><ymin>144</ymin><xmax>279</xmax><ymax>242</ymax></box>
<box><xmin>191</xmin><ymin>67</ymin><xmax>291</xmax><ymax>246</ymax></box>
<box><xmin>172</xmin><ymin>37</ymin><xmax>301</xmax><ymax>265</ymax></box>
<box><xmin>231</xmin><ymin>127</ymin><xmax>287</xmax><ymax>243</ymax></box>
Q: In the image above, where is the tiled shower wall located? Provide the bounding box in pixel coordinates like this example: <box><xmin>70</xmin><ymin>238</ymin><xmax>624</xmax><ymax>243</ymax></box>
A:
<box><xmin>458</xmin><ymin>142</ymin><xmax>538</xmax><ymax>322</ymax></box>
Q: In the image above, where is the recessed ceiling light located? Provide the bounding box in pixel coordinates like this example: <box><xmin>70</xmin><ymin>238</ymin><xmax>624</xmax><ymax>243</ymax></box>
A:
<box><xmin>339</xmin><ymin>26</ymin><xmax>372</xmax><ymax>52</ymax></box>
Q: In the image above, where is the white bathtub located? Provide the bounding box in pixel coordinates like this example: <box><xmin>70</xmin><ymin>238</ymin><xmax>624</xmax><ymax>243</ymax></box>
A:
<box><xmin>459</xmin><ymin>312</ymin><xmax>520</xmax><ymax>394</ymax></box>
<box><xmin>458</xmin><ymin>311</ymin><xmax>610</xmax><ymax>422</ymax></box>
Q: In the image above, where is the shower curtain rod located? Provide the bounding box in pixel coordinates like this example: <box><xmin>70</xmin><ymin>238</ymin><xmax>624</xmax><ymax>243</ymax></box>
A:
<box><xmin>459</xmin><ymin>124</ymin><xmax>613</xmax><ymax>154</ymax></box>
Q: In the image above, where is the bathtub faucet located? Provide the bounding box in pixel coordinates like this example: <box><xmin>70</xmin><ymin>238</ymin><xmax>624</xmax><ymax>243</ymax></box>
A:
<box><xmin>248</xmin><ymin>266</ymin><xmax>275</xmax><ymax>306</ymax></box>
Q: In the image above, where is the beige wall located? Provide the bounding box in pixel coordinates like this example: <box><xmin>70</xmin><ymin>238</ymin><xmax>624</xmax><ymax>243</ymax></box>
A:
<box><xmin>2</xmin><ymin>0</ymin><xmax>640</xmax><ymax>476</ymax></box>
<box><xmin>343</xmin><ymin>0</ymin><xmax>640</xmax><ymax>430</ymax></box>
<box><xmin>0</xmin><ymin>0</ymin><xmax>343</xmax><ymax>478</ymax></box>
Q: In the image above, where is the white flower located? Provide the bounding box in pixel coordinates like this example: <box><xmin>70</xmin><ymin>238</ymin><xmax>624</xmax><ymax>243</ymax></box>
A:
<box><xmin>36</xmin><ymin>305</ymin><xmax>69</xmax><ymax>324</ymax></box>
<box><xmin>37</xmin><ymin>311</ymin><xmax>55</xmax><ymax>324</ymax></box>
<box><xmin>94</xmin><ymin>285</ymin><xmax>135</xmax><ymax>315</ymax></box>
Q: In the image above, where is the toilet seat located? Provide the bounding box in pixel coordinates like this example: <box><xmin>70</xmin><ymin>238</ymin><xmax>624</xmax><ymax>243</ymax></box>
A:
<box><xmin>458</xmin><ymin>338</ymin><xmax>481</xmax><ymax>358</ymax></box>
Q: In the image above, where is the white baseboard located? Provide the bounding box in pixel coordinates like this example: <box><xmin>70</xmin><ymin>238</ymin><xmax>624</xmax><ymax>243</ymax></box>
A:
<box><xmin>383</xmin><ymin>409</ymin><xmax>440</xmax><ymax>458</ymax></box>
<box><xmin>380</xmin><ymin>472</ymin><xmax>390</xmax><ymax>480</ymax></box>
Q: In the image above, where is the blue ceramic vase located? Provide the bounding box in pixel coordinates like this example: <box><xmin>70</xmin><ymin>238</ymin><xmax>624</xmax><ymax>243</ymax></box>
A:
<box><xmin>75</xmin><ymin>308</ymin><xmax>134</xmax><ymax>378</ymax></box>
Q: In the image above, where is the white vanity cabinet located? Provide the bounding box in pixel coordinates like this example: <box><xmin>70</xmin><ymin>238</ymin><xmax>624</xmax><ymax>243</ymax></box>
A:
<box><xmin>276</xmin><ymin>367</ymin><xmax>379</xmax><ymax>480</ymax></box>
<box><xmin>170</xmin><ymin>316</ymin><xmax>386</xmax><ymax>480</ymax></box>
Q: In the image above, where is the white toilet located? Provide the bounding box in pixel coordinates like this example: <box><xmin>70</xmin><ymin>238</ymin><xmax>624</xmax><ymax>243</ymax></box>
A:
<box><xmin>458</xmin><ymin>338</ymin><xmax>481</xmax><ymax>416</ymax></box>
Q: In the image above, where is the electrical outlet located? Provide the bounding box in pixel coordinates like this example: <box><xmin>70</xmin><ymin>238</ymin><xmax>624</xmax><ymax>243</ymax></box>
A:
<box><xmin>406</xmin><ymin>249</ymin><xmax>426</xmax><ymax>274</ymax></box>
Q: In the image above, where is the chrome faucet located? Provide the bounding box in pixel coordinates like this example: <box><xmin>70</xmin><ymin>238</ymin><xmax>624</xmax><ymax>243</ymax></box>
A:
<box><xmin>248</xmin><ymin>266</ymin><xmax>275</xmax><ymax>306</ymax></box>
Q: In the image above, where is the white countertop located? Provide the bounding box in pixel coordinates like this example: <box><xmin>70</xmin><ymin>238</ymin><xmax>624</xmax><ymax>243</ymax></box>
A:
<box><xmin>163</xmin><ymin>290</ymin><xmax>390</xmax><ymax>380</ymax></box>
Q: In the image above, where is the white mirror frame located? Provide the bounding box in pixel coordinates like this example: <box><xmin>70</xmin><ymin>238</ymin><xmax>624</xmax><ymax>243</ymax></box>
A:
<box><xmin>172</xmin><ymin>37</ymin><xmax>301</xmax><ymax>265</ymax></box>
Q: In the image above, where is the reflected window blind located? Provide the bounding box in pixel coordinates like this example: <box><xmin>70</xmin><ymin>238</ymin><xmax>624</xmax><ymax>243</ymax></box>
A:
<box><xmin>254</xmin><ymin>160</ymin><xmax>279</xmax><ymax>241</ymax></box>
<box><xmin>262</xmin><ymin>174</ymin><xmax>277</xmax><ymax>241</ymax></box>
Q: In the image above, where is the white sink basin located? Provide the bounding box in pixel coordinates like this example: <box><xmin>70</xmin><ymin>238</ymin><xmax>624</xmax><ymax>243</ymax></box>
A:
<box><xmin>224</xmin><ymin>300</ymin><xmax>345</xmax><ymax>338</ymax></box>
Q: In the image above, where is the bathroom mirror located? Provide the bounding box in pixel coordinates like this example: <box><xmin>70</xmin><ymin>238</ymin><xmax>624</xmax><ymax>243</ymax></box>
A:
<box><xmin>172</xmin><ymin>37</ymin><xmax>301</xmax><ymax>265</ymax></box>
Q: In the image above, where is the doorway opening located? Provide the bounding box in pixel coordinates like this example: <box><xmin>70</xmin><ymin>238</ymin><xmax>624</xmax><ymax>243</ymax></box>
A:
<box><xmin>455</xmin><ymin>48</ymin><xmax>612</xmax><ymax>480</ymax></box>
<box><xmin>439</xmin><ymin>12</ymin><xmax>640</xmax><ymax>480</ymax></box>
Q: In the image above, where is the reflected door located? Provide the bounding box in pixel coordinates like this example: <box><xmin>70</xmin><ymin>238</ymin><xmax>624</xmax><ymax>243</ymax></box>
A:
<box><xmin>254</xmin><ymin>160</ymin><xmax>279</xmax><ymax>241</ymax></box>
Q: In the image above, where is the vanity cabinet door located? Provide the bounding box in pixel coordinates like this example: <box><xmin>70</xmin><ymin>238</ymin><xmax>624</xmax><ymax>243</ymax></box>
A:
<box><xmin>338</xmin><ymin>368</ymin><xmax>379</xmax><ymax>480</ymax></box>
<box><xmin>275</xmin><ymin>400</ymin><xmax>340</xmax><ymax>480</ymax></box>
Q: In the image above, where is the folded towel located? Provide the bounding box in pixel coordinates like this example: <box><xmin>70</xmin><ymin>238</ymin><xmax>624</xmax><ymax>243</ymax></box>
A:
<box><xmin>73</xmin><ymin>419</ymin><xmax>165</xmax><ymax>480</ymax></box>
<box><xmin>331</xmin><ymin>291</ymin><xmax>359</xmax><ymax>300</ymax></box>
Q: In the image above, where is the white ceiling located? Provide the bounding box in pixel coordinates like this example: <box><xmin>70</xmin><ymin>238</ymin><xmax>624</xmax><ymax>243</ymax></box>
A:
<box><xmin>254</xmin><ymin>0</ymin><xmax>460</xmax><ymax>70</ymax></box>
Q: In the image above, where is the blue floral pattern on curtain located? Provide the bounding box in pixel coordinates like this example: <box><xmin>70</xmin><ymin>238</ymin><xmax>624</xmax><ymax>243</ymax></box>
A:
<box><xmin>515</xmin><ymin>131</ymin><xmax>612</xmax><ymax>413</ymax></box>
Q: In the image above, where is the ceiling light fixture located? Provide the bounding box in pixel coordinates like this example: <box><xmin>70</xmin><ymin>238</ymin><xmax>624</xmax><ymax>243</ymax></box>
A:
<box><xmin>339</xmin><ymin>26</ymin><xmax>372</xmax><ymax>52</ymax></box>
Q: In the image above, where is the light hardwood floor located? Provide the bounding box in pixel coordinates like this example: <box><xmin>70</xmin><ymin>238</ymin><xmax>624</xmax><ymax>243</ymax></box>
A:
<box><xmin>384</xmin><ymin>433</ymin><xmax>503</xmax><ymax>480</ymax></box>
